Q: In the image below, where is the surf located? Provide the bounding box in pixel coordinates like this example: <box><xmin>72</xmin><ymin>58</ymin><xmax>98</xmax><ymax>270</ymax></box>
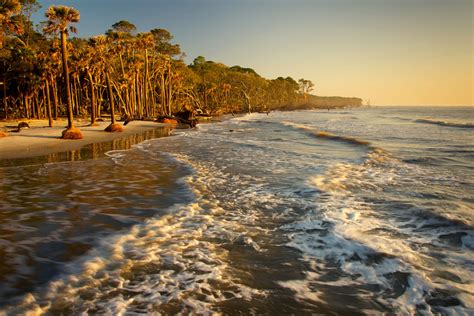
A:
<box><xmin>281</xmin><ymin>121</ymin><xmax>374</xmax><ymax>149</ymax></box>
<box><xmin>1</xmin><ymin>108</ymin><xmax>472</xmax><ymax>314</ymax></box>
<box><xmin>279</xmin><ymin>140</ymin><xmax>473</xmax><ymax>314</ymax></box>
<box><xmin>415</xmin><ymin>118</ymin><xmax>474</xmax><ymax>129</ymax></box>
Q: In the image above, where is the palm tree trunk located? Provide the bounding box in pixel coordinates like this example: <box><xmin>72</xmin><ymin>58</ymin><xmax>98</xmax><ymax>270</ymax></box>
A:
<box><xmin>135</xmin><ymin>72</ymin><xmax>142</xmax><ymax>118</ymax></box>
<box><xmin>87</xmin><ymin>70</ymin><xmax>96</xmax><ymax>125</ymax></box>
<box><xmin>51</xmin><ymin>75</ymin><xmax>58</xmax><ymax>119</ymax></box>
<box><xmin>25</xmin><ymin>94</ymin><xmax>30</xmax><ymax>118</ymax></box>
<box><xmin>45</xmin><ymin>79</ymin><xmax>53</xmax><ymax>127</ymax></box>
<box><xmin>144</xmin><ymin>49</ymin><xmax>149</xmax><ymax>118</ymax></box>
<box><xmin>131</xmin><ymin>77</ymin><xmax>137</xmax><ymax>116</ymax></box>
<box><xmin>41</xmin><ymin>87</ymin><xmax>47</xmax><ymax>118</ymax></box>
<box><xmin>32</xmin><ymin>93</ymin><xmax>37</xmax><ymax>118</ymax></box>
<box><xmin>74</xmin><ymin>75</ymin><xmax>80</xmax><ymax>116</ymax></box>
<box><xmin>112</xmin><ymin>83</ymin><xmax>128</xmax><ymax>116</ymax></box>
<box><xmin>60</xmin><ymin>30</ymin><xmax>74</xmax><ymax>129</ymax></box>
<box><xmin>168</xmin><ymin>64</ymin><xmax>172</xmax><ymax>115</ymax></box>
<box><xmin>70</xmin><ymin>81</ymin><xmax>76</xmax><ymax>117</ymax></box>
<box><xmin>3</xmin><ymin>75</ymin><xmax>7</xmax><ymax>120</ymax></box>
<box><xmin>160</xmin><ymin>71</ymin><xmax>165</xmax><ymax>115</ymax></box>
<box><xmin>106</xmin><ymin>71</ymin><xmax>116</xmax><ymax>124</ymax></box>
<box><xmin>148</xmin><ymin>79</ymin><xmax>155</xmax><ymax>117</ymax></box>
<box><xmin>98</xmin><ymin>83</ymin><xmax>105</xmax><ymax>118</ymax></box>
<box><xmin>119</xmin><ymin>53</ymin><xmax>125</xmax><ymax>78</ymax></box>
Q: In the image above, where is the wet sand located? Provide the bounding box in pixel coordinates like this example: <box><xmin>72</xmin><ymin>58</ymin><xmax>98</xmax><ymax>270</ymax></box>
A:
<box><xmin>0</xmin><ymin>119</ymin><xmax>173</xmax><ymax>160</ymax></box>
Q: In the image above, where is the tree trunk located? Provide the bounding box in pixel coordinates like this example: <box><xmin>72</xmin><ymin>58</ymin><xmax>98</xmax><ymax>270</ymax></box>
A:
<box><xmin>131</xmin><ymin>77</ymin><xmax>137</xmax><ymax>117</ymax></box>
<box><xmin>41</xmin><ymin>88</ymin><xmax>47</xmax><ymax>118</ymax></box>
<box><xmin>144</xmin><ymin>49</ymin><xmax>149</xmax><ymax>118</ymax></box>
<box><xmin>244</xmin><ymin>91</ymin><xmax>251</xmax><ymax>113</ymax></box>
<box><xmin>160</xmin><ymin>71</ymin><xmax>165</xmax><ymax>115</ymax></box>
<box><xmin>45</xmin><ymin>79</ymin><xmax>53</xmax><ymax>127</ymax></box>
<box><xmin>148</xmin><ymin>79</ymin><xmax>155</xmax><ymax>117</ymax></box>
<box><xmin>112</xmin><ymin>83</ymin><xmax>128</xmax><ymax>116</ymax></box>
<box><xmin>135</xmin><ymin>72</ymin><xmax>142</xmax><ymax>118</ymax></box>
<box><xmin>119</xmin><ymin>53</ymin><xmax>125</xmax><ymax>78</ymax></box>
<box><xmin>87</xmin><ymin>70</ymin><xmax>96</xmax><ymax>125</ymax></box>
<box><xmin>106</xmin><ymin>71</ymin><xmax>116</xmax><ymax>124</ymax></box>
<box><xmin>25</xmin><ymin>95</ymin><xmax>30</xmax><ymax>119</ymax></box>
<box><xmin>3</xmin><ymin>76</ymin><xmax>7</xmax><ymax>120</ymax></box>
<box><xmin>168</xmin><ymin>64</ymin><xmax>172</xmax><ymax>116</ymax></box>
<box><xmin>60</xmin><ymin>30</ymin><xmax>75</xmax><ymax>129</ymax></box>
<box><xmin>70</xmin><ymin>81</ymin><xmax>76</xmax><ymax>117</ymax></box>
<box><xmin>74</xmin><ymin>75</ymin><xmax>80</xmax><ymax>116</ymax></box>
<box><xmin>32</xmin><ymin>93</ymin><xmax>38</xmax><ymax>119</ymax></box>
<box><xmin>51</xmin><ymin>75</ymin><xmax>59</xmax><ymax>119</ymax></box>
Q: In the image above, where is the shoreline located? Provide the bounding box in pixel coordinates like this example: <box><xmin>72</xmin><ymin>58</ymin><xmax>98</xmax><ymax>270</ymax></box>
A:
<box><xmin>0</xmin><ymin>119</ymin><xmax>174</xmax><ymax>161</ymax></box>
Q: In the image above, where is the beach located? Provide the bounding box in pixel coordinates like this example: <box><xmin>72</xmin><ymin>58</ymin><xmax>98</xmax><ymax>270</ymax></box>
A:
<box><xmin>0</xmin><ymin>107</ymin><xmax>472</xmax><ymax>314</ymax></box>
<box><xmin>0</xmin><ymin>119</ymin><xmax>172</xmax><ymax>160</ymax></box>
<box><xmin>1</xmin><ymin>0</ymin><xmax>471</xmax><ymax>313</ymax></box>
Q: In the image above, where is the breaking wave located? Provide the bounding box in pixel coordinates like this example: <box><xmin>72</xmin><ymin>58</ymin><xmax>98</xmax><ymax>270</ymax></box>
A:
<box><xmin>415</xmin><ymin>118</ymin><xmax>474</xmax><ymax>129</ymax></box>
<box><xmin>279</xmin><ymin>144</ymin><xmax>474</xmax><ymax>314</ymax></box>
<box><xmin>2</xmin><ymin>152</ymin><xmax>269</xmax><ymax>314</ymax></box>
<box><xmin>282</xmin><ymin>121</ymin><xmax>373</xmax><ymax>148</ymax></box>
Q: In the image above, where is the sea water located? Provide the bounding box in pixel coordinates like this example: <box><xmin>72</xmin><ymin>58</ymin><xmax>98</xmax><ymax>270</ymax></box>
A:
<box><xmin>0</xmin><ymin>106</ymin><xmax>472</xmax><ymax>314</ymax></box>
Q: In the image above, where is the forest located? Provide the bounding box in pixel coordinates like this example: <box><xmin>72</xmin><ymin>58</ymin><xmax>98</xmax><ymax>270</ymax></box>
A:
<box><xmin>1</xmin><ymin>1</ymin><xmax>362</xmax><ymax>137</ymax></box>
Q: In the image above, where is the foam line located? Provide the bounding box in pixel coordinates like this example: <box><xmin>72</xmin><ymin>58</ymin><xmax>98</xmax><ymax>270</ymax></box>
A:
<box><xmin>280</xmin><ymin>144</ymin><xmax>473</xmax><ymax>313</ymax></box>
<box><xmin>281</xmin><ymin>121</ymin><xmax>373</xmax><ymax>148</ymax></box>
<box><xmin>415</xmin><ymin>118</ymin><xmax>474</xmax><ymax>129</ymax></box>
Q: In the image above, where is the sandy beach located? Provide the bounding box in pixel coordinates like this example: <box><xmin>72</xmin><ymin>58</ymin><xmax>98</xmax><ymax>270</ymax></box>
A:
<box><xmin>0</xmin><ymin>119</ymin><xmax>171</xmax><ymax>160</ymax></box>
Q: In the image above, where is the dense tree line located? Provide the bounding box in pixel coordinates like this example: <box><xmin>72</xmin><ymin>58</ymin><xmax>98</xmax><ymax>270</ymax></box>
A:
<box><xmin>1</xmin><ymin>1</ymin><xmax>362</xmax><ymax>137</ymax></box>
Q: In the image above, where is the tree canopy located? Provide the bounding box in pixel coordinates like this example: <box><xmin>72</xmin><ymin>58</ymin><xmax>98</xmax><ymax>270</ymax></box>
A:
<box><xmin>0</xmin><ymin>3</ymin><xmax>362</xmax><ymax>122</ymax></box>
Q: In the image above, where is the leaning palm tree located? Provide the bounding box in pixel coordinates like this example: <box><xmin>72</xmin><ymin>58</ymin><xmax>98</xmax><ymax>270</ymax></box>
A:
<box><xmin>43</xmin><ymin>6</ymin><xmax>82</xmax><ymax>139</ymax></box>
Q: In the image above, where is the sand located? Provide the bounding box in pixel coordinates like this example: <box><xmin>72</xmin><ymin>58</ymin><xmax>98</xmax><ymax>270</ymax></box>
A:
<box><xmin>0</xmin><ymin>119</ymin><xmax>172</xmax><ymax>160</ymax></box>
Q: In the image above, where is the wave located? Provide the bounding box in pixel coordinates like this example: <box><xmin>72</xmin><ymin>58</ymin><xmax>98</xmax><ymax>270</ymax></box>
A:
<box><xmin>1</xmin><ymin>152</ymin><xmax>272</xmax><ymax>314</ymax></box>
<box><xmin>313</xmin><ymin>131</ymin><xmax>370</xmax><ymax>146</ymax></box>
<box><xmin>415</xmin><ymin>118</ymin><xmax>474</xmax><ymax>129</ymax></box>
<box><xmin>387</xmin><ymin>116</ymin><xmax>413</xmax><ymax>122</ymax></box>
<box><xmin>282</xmin><ymin>121</ymin><xmax>373</xmax><ymax>148</ymax></box>
<box><xmin>280</xmin><ymin>146</ymin><xmax>474</xmax><ymax>313</ymax></box>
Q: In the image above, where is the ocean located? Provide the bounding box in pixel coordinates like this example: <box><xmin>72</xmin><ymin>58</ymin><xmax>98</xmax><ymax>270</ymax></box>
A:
<box><xmin>0</xmin><ymin>106</ymin><xmax>472</xmax><ymax>314</ymax></box>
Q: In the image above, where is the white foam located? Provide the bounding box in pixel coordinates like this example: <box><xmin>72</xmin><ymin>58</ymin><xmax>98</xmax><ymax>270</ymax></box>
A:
<box><xmin>2</xmin><ymin>152</ymin><xmax>275</xmax><ymax>314</ymax></box>
<box><xmin>280</xmin><ymin>148</ymin><xmax>474</xmax><ymax>313</ymax></box>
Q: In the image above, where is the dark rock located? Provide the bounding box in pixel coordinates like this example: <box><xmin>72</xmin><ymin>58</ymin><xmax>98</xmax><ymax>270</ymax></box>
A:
<box><xmin>18</xmin><ymin>122</ymin><xmax>30</xmax><ymax>129</ymax></box>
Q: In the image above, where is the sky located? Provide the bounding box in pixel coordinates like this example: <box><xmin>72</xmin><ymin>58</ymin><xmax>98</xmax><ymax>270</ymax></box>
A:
<box><xmin>32</xmin><ymin>0</ymin><xmax>473</xmax><ymax>106</ymax></box>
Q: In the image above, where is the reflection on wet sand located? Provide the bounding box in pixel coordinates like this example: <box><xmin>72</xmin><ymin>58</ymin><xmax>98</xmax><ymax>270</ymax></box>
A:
<box><xmin>1</xmin><ymin>127</ymin><xmax>174</xmax><ymax>167</ymax></box>
<box><xmin>0</xmin><ymin>126</ymin><xmax>182</xmax><ymax>303</ymax></box>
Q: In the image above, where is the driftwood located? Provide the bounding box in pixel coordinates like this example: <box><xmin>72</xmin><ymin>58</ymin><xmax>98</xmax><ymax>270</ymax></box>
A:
<box><xmin>121</xmin><ymin>114</ymin><xmax>134</xmax><ymax>126</ymax></box>
<box><xmin>156</xmin><ymin>110</ymin><xmax>198</xmax><ymax>128</ymax></box>
<box><xmin>174</xmin><ymin>110</ymin><xmax>197</xmax><ymax>128</ymax></box>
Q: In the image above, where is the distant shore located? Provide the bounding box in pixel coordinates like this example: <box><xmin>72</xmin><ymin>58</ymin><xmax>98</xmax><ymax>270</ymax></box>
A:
<box><xmin>0</xmin><ymin>119</ymin><xmax>173</xmax><ymax>160</ymax></box>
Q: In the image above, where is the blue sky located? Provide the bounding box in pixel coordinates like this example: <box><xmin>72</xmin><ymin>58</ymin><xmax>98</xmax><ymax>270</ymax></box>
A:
<box><xmin>33</xmin><ymin>0</ymin><xmax>473</xmax><ymax>105</ymax></box>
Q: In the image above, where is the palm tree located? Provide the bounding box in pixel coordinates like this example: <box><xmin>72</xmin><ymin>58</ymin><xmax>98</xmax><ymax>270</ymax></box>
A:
<box><xmin>0</xmin><ymin>0</ymin><xmax>22</xmax><ymax>119</ymax></box>
<box><xmin>43</xmin><ymin>5</ymin><xmax>82</xmax><ymax>139</ymax></box>
<box><xmin>0</xmin><ymin>0</ymin><xmax>23</xmax><ymax>47</ymax></box>
<box><xmin>91</xmin><ymin>35</ymin><xmax>123</xmax><ymax>132</ymax></box>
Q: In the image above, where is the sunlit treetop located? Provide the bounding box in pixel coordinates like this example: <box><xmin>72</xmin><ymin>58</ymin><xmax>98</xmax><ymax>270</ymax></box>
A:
<box><xmin>43</xmin><ymin>5</ymin><xmax>80</xmax><ymax>35</ymax></box>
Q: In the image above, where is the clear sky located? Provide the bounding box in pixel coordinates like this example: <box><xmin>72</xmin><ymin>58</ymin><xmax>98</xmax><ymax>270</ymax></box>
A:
<box><xmin>32</xmin><ymin>0</ymin><xmax>473</xmax><ymax>106</ymax></box>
